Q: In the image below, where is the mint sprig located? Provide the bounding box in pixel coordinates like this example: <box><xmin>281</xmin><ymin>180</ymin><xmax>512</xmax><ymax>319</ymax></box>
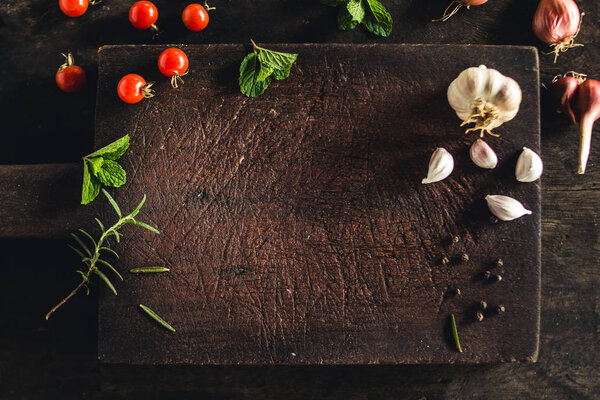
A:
<box><xmin>322</xmin><ymin>0</ymin><xmax>392</xmax><ymax>37</ymax></box>
<box><xmin>239</xmin><ymin>40</ymin><xmax>298</xmax><ymax>98</ymax></box>
<box><xmin>81</xmin><ymin>135</ymin><xmax>129</xmax><ymax>205</ymax></box>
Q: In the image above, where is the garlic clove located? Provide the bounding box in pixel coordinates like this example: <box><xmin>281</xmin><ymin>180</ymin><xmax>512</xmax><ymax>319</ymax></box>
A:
<box><xmin>515</xmin><ymin>147</ymin><xmax>544</xmax><ymax>182</ymax></box>
<box><xmin>422</xmin><ymin>148</ymin><xmax>454</xmax><ymax>184</ymax></box>
<box><xmin>470</xmin><ymin>139</ymin><xmax>498</xmax><ymax>169</ymax></box>
<box><xmin>485</xmin><ymin>195</ymin><xmax>532</xmax><ymax>221</ymax></box>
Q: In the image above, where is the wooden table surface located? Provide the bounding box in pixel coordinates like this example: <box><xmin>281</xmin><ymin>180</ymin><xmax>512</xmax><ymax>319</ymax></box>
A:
<box><xmin>0</xmin><ymin>0</ymin><xmax>598</xmax><ymax>398</ymax></box>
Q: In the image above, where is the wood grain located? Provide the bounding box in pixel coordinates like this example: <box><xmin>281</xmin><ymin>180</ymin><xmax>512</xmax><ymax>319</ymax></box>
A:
<box><xmin>96</xmin><ymin>44</ymin><xmax>540</xmax><ymax>364</ymax></box>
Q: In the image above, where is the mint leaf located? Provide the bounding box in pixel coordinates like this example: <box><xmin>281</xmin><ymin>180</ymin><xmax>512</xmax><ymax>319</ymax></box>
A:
<box><xmin>257</xmin><ymin>62</ymin><xmax>274</xmax><ymax>83</ymax></box>
<box><xmin>257</xmin><ymin>48</ymin><xmax>298</xmax><ymax>72</ymax></box>
<box><xmin>239</xmin><ymin>53</ymin><xmax>272</xmax><ymax>98</ymax></box>
<box><xmin>361</xmin><ymin>0</ymin><xmax>392</xmax><ymax>37</ymax></box>
<box><xmin>96</xmin><ymin>160</ymin><xmax>126</xmax><ymax>188</ymax></box>
<box><xmin>82</xmin><ymin>162</ymin><xmax>101</xmax><ymax>205</ymax></box>
<box><xmin>88</xmin><ymin>157</ymin><xmax>104</xmax><ymax>176</ymax></box>
<box><xmin>272</xmin><ymin>65</ymin><xmax>291</xmax><ymax>80</ymax></box>
<box><xmin>87</xmin><ymin>134</ymin><xmax>130</xmax><ymax>160</ymax></box>
<box><xmin>321</xmin><ymin>0</ymin><xmax>347</xmax><ymax>6</ymax></box>
<box><xmin>338</xmin><ymin>6</ymin><xmax>360</xmax><ymax>30</ymax></box>
<box><xmin>346</xmin><ymin>0</ymin><xmax>365</xmax><ymax>22</ymax></box>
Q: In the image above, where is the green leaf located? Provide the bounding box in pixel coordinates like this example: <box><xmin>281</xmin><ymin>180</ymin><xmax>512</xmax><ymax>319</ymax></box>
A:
<box><xmin>102</xmin><ymin>189</ymin><xmax>121</xmax><ymax>218</ymax></box>
<box><xmin>99</xmin><ymin>246</ymin><xmax>119</xmax><ymax>258</ymax></box>
<box><xmin>96</xmin><ymin>259</ymin><xmax>123</xmax><ymax>281</ymax></box>
<box><xmin>93</xmin><ymin>269</ymin><xmax>117</xmax><ymax>295</ymax></box>
<box><xmin>272</xmin><ymin>65</ymin><xmax>292</xmax><ymax>80</ymax></box>
<box><xmin>239</xmin><ymin>53</ymin><xmax>272</xmax><ymax>98</ymax></box>
<box><xmin>96</xmin><ymin>160</ymin><xmax>126</xmax><ymax>188</ymax></box>
<box><xmin>130</xmin><ymin>266</ymin><xmax>170</xmax><ymax>273</ymax></box>
<box><xmin>76</xmin><ymin>270</ymin><xmax>89</xmax><ymax>282</ymax></box>
<box><xmin>320</xmin><ymin>0</ymin><xmax>347</xmax><ymax>6</ymax></box>
<box><xmin>257</xmin><ymin>62</ymin><xmax>275</xmax><ymax>83</ymax></box>
<box><xmin>361</xmin><ymin>0</ymin><xmax>393</xmax><ymax>37</ymax></box>
<box><xmin>139</xmin><ymin>304</ymin><xmax>176</xmax><ymax>332</ymax></box>
<box><xmin>337</xmin><ymin>6</ymin><xmax>360</xmax><ymax>30</ymax></box>
<box><xmin>81</xmin><ymin>162</ymin><xmax>101</xmax><ymax>205</ymax></box>
<box><xmin>95</xmin><ymin>218</ymin><xmax>105</xmax><ymax>233</ymax></box>
<box><xmin>71</xmin><ymin>233</ymin><xmax>92</xmax><ymax>257</ymax></box>
<box><xmin>88</xmin><ymin>157</ymin><xmax>104</xmax><ymax>176</ymax></box>
<box><xmin>257</xmin><ymin>48</ymin><xmax>298</xmax><ymax>72</ymax></box>
<box><xmin>129</xmin><ymin>219</ymin><xmax>160</xmax><ymax>234</ymax></box>
<box><xmin>86</xmin><ymin>135</ymin><xmax>130</xmax><ymax>160</ymax></box>
<box><xmin>130</xmin><ymin>194</ymin><xmax>146</xmax><ymax>218</ymax></box>
<box><xmin>346</xmin><ymin>0</ymin><xmax>365</xmax><ymax>22</ymax></box>
<box><xmin>450</xmin><ymin>313</ymin><xmax>462</xmax><ymax>353</ymax></box>
<box><xmin>78</xmin><ymin>229</ymin><xmax>97</xmax><ymax>248</ymax></box>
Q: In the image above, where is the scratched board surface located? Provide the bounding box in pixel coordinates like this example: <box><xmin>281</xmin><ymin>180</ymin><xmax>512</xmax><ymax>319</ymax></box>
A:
<box><xmin>96</xmin><ymin>44</ymin><xmax>540</xmax><ymax>364</ymax></box>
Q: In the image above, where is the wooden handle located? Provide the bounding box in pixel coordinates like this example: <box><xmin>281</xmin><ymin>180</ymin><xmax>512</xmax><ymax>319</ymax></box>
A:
<box><xmin>0</xmin><ymin>163</ymin><xmax>94</xmax><ymax>238</ymax></box>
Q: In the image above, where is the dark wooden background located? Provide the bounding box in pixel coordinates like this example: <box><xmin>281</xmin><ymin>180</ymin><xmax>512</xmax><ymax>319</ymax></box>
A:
<box><xmin>0</xmin><ymin>0</ymin><xmax>598</xmax><ymax>398</ymax></box>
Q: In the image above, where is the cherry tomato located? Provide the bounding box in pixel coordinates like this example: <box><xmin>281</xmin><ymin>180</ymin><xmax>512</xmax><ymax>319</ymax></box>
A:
<box><xmin>129</xmin><ymin>1</ymin><xmax>158</xmax><ymax>30</ymax></box>
<box><xmin>59</xmin><ymin>0</ymin><xmax>88</xmax><ymax>17</ymax></box>
<box><xmin>56</xmin><ymin>53</ymin><xmax>86</xmax><ymax>93</ymax></box>
<box><xmin>158</xmin><ymin>48</ymin><xmax>189</xmax><ymax>77</ymax></box>
<box><xmin>117</xmin><ymin>74</ymin><xmax>154</xmax><ymax>104</ymax></box>
<box><xmin>182</xmin><ymin>4</ymin><xmax>210</xmax><ymax>31</ymax></box>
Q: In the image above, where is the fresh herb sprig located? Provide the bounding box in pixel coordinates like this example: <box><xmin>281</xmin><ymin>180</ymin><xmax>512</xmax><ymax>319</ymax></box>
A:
<box><xmin>322</xmin><ymin>0</ymin><xmax>393</xmax><ymax>37</ymax></box>
<box><xmin>45</xmin><ymin>189</ymin><xmax>159</xmax><ymax>320</ymax></box>
<box><xmin>238</xmin><ymin>40</ymin><xmax>298</xmax><ymax>98</ymax></box>
<box><xmin>82</xmin><ymin>135</ymin><xmax>130</xmax><ymax>205</ymax></box>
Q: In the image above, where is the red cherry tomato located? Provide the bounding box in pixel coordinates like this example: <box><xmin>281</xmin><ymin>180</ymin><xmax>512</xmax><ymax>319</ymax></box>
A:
<box><xmin>117</xmin><ymin>74</ymin><xmax>154</xmax><ymax>104</ymax></box>
<box><xmin>182</xmin><ymin>4</ymin><xmax>209</xmax><ymax>31</ymax></box>
<box><xmin>129</xmin><ymin>1</ymin><xmax>158</xmax><ymax>30</ymax></box>
<box><xmin>59</xmin><ymin>0</ymin><xmax>88</xmax><ymax>17</ymax></box>
<box><xmin>158</xmin><ymin>48</ymin><xmax>189</xmax><ymax>77</ymax></box>
<box><xmin>56</xmin><ymin>53</ymin><xmax>86</xmax><ymax>93</ymax></box>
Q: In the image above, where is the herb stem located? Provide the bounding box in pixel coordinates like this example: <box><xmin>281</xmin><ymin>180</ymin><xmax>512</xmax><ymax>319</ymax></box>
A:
<box><xmin>45</xmin><ymin>275</ymin><xmax>89</xmax><ymax>320</ymax></box>
<box><xmin>250</xmin><ymin>38</ymin><xmax>259</xmax><ymax>53</ymax></box>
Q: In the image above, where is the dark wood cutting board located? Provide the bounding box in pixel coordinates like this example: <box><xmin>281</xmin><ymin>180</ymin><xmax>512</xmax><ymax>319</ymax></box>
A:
<box><xmin>0</xmin><ymin>44</ymin><xmax>540</xmax><ymax>364</ymax></box>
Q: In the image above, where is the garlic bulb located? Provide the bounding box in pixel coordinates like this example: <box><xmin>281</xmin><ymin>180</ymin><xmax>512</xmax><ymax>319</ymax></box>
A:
<box><xmin>485</xmin><ymin>195</ymin><xmax>532</xmax><ymax>221</ymax></box>
<box><xmin>447</xmin><ymin>65</ymin><xmax>522</xmax><ymax>137</ymax></box>
<box><xmin>422</xmin><ymin>148</ymin><xmax>454</xmax><ymax>184</ymax></box>
<box><xmin>470</xmin><ymin>139</ymin><xmax>498</xmax><ymax>169</ymax></box>
<box><xmin>515</xmin><ymin>147</ymin><xmax>543</xmax><ymax>182</ymax></box>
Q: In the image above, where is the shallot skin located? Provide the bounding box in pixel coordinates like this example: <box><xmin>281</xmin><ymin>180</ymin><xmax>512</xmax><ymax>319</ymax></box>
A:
<box><xmin>533</xmin><ymin>0</ymin><xmax>581</xmax><ymax>44</ymax></box>
<box><xmin>574</xmin><ymin>79</ymin><xmax>600</xmax><ymax>174</ymax></box>
<box><xmin>464</xmin><ymin>0</ymin><xmax>488</xmax><ymax>5</ymax></box>
<box><xmin>550</xmin><ymin>76</ymin><xmax>580</xmax><ymax>124</ymax></box>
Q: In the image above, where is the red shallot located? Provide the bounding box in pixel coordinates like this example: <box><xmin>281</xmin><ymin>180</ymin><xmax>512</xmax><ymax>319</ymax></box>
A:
<box><xmin>550</xmin><ymin>71</ymin><xmax>586</xmax><ymax>124</ymax></box>
<box><xmin>574</xmin><ymin>79</ymin><xmax>600</xmax><ymax>174</ymax></box>
<box><xmin>433</xmin><ymin>0</ymin><xmax>488</xmax><ymax>22</ymax></box>
<box><xmin>532</xmin><ymin>0</ymin><xmax>584</xmax><ymax>62</ymax></box>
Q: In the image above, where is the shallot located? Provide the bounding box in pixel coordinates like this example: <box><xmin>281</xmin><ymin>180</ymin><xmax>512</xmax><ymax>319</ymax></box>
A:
<box><xmin>550</xmin><ymin>71</ymin><xmax>586</xmax><ymax>124</ymax></box>
<box><xmin>532</xmin><ymin>0</ymin><xmax>584</xmax><ymax>62</ymax></box>
<box><xmin>574</xmin><ymin>79</ymin><xmax>600</xmax><ymax>174</ymax></box>
<box><xmin>433</xmin><ymin>0</ymin><xmax>488</xmax><ymax>22</ymax></box>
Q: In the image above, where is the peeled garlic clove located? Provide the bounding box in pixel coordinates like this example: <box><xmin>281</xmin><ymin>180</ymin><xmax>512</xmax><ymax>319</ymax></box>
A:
<box><xmin>470</xmin><ymin>139</ymin><xmax>498</xmax><ymax>169</ymax></box>
<box><xmin>515</xmin><ymin>147</ymin><xmax>543</xmax><ymax>182</ymax></box>
<box><xmin>422</xmin><ymin>148</ymin><xmax>454</xmax><ymax>184</ymax></box>
<box><xmin>485</xmin><ymin>195</ymin><xmax>532</xmax><ymax>221</ymax></box>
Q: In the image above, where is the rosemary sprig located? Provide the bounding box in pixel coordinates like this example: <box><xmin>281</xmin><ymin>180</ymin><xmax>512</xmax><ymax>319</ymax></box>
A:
<box><xmin>139</xmin><ymin>304</ymin><xmax>175</xmax><ymax>332</ymax></box>
<box><xmin>451</xmin><ymin>313</ymin><xmax>462</xmax><ymax>353</ymax></box>
<box><xmin>45</xmin><ymin>189</ymin><xmax>160</xmax><ymax>320</ymax></box>
<box><xmin>130</xmin><ymin>266</ymin><xmax>170</xmax><ymax>273</ymax></box>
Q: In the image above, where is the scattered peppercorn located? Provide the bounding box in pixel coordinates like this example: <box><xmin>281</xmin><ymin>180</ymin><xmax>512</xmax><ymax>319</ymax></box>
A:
<box><xmin>496</xmin><ymin>258</ymin><xmax>504</xmax><ymax>267</ymax></box>
<box><xmin>475</xmin><ymin>311</ymin><xmax>484</xmax><ymax>322</ymax></box>
<box><xmin>492</xmin><ymin>274</ymin><xmax>503</xmax><ymax>282</ymax></box>
<box><xmin>461</xmin><ymin>253</ymin><xmax>469</xmax><ymax>262</ymax></box>
<box><xmin>496</xmin><ymin>305</ymin><xmax>506</xmax><ymax>313</ymax></box>
<box><xmin>441</xmin><ymin>256</ymin><xmax>450</xmax><ymax>265</ymax></box>
<box><xmin>483</xmin><ymin>270</ymin><xmax>492</xmax><ymax>280</ymax></box>
<box><xmin>479</xmin><ymin>300</ymin><xmax>488</xmax><ymax>310</ymax></box>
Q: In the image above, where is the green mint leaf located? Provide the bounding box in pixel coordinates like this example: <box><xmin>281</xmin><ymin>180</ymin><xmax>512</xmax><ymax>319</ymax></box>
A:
<box><xmin>81</xmin><ymin>162</ymin><xmax>101</xmax><ymax>205</ymax></box>
<box><xmin>257</xmin><ymin>48</ymin><xmax>298</xmax><ymax>72</ymax></box>
<box><xmin>257</xmin><ymin>62</ymin><xmax>275</xmax><ymax>83</ymax></box>
<box><xmin>88</xmin><ymin>156</ymin><xmax>104</xmax><ymax>176</ymax></box>
<box><xmin>86</xmin><ymin>134</ymin><xmax>130</xmax><ymax>160</ymax></box>
<box><xmin>337</xmin><ymin>6</ymin><xmax>360</xmax><ymax>30</ymax></box>
<box><xmin>320</xmin><ymin>0</ymin><xmax>347</xmax><ymax>6</ymax></box>
<box><xmin>239</xmin><ymin>52</ymin><xmax>272</xmax><ymax>98</ymax></box>
<box><xmin>96</xmin><ymin>160</ymin><xmax>126</xmax><ymax>188</ymax></box>
<box><xmin>272</xmin><ymin>65</ymin><xmax>292</xmax><ymax>80</ymax></box>
<box><xmin>361</xmin><ymin>0</ymin><xmax>392</xmax><ymax>37</ymax></box>
<box><xmin>346</xmin><ymin>0</ymin><xmax>365</xmax><ymax>22</ymax></box>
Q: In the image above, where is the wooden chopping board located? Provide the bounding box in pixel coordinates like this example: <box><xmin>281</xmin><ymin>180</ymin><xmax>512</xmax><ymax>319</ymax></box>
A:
<box><xmin>0</xmin><ymin>44</ymin><xmax>541</xmax><ymax>364</ymax></box>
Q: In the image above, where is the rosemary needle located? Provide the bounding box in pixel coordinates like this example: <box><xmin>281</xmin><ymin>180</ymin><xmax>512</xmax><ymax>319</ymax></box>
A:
<box><xmin>139</xmin><ymin>304</ymin><xmax>175</xmax><ymax>332</ymax></box>
<box><xmin>130</xmin><ymin>266</ymin><xmax>170</xmax><ymax>273</ymax></box>
<box><xmin>451</xmin><ymin>313</ymin><xmax>462</xmax><ymax>353</ymax></box>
